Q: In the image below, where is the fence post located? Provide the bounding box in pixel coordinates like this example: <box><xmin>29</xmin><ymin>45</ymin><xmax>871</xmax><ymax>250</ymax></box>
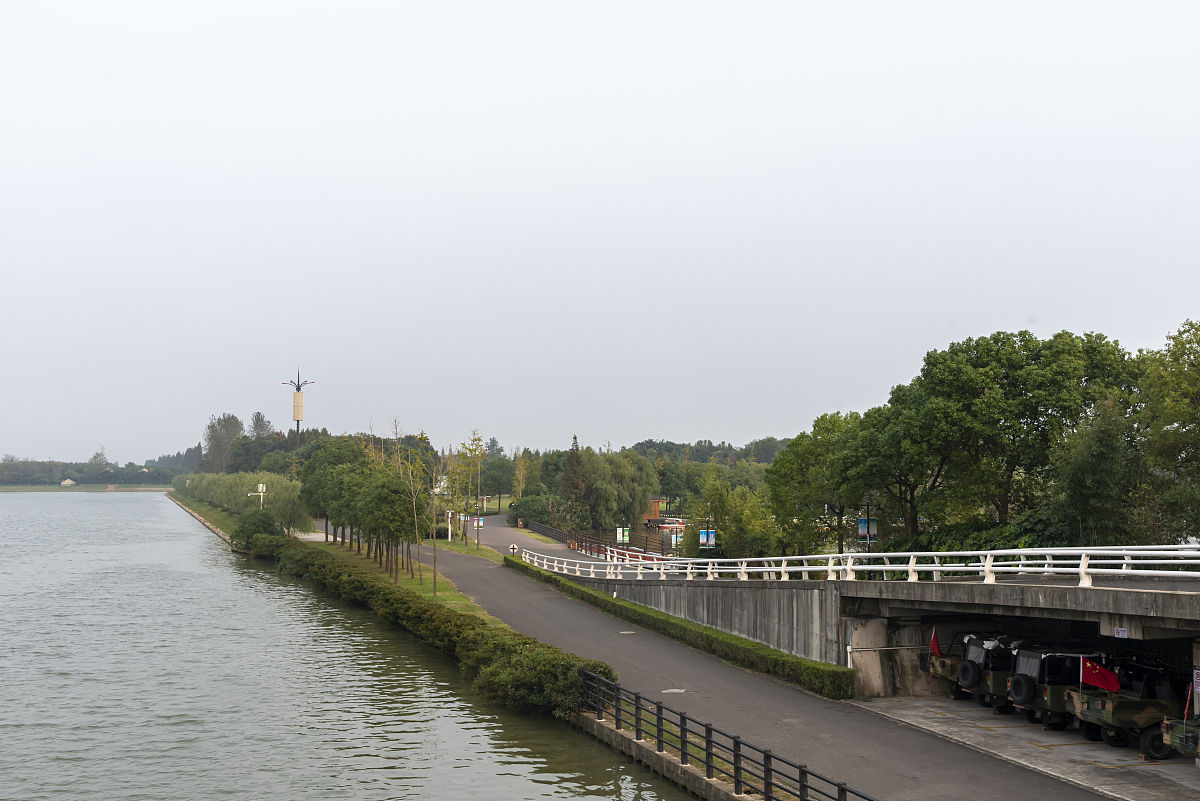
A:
<box><xmin>704</xmin><ymin>724</ymin><xmax>714</xmax><ymax>779</ymax></box>
<box><xmin>614</xmin><ymin>688</ymin><xmax>623</xmax><ymax>731</ymax></box>
<box><xmin>591</xmin><ymin>675</ymin><xmax>603</xmax><ymax>721</ymax></box>
<box><xmin>679</xmin><ymin>711</ymin><xmax>689</xmax><ymax>765</ymax></box>
<box><xmin>733</xmin><ymin>736</ymin><xmax>743</xmax><ymax>794</ymax></box>
<box><xmin>763</xmin><ymin>750</ymin><xmax>773</xmax><ymax>801</ymax></box>
<box><xmin>633</xmin><ymin>693</ymin><xmax>643</xmax><ymax>741</ymax></box>
<box><xmin>837</xmin><ymin>782</ymin><xmax>848</xmax><ymax>801</ymax></box>
<box><xmin>798</xmin><ymin>764</ymin><xmax>809</xmax><ymax>801</ymax></box>
<box><xmin>655</xmin><ymin>701</ymin><xmax>664</xmax><ymax>751</ymax></box>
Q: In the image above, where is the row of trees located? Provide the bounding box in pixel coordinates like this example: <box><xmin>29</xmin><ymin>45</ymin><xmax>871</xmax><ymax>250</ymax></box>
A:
<box><xmin>172</xmin><ymin>471</ymin><xmax>309</xmax><ymax>534</ymax></box>
<box><xmin>0</xmin><ymin>449</ymin><xmax>181</xmax><ymax>486</ymax></box>
<box><xmin>763</xmin><ymin>324</ymin><xmax>1200</xmax><ymax>553</ymax></box>
<box><xmin>509</xmin><ymin>436</ymin><xmax>661</xmax><ymax>533</ymax></box>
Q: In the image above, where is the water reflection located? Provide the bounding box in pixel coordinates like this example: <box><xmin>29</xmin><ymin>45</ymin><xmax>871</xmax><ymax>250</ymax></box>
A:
<box><xmin>0</xmin><ymin>493</ymin><xmax>689</xmax><ymax>801</ymax></box>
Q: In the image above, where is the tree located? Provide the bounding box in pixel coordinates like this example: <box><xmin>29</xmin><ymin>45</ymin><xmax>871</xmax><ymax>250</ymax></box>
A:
<box><xmin>481</xmin><ymin>452</ymin><xmax>516</xmax><ymax>508</ymax></box>
<box><xmin>249</xmin><ymin>411</ymin><xmax>275</xmax><ymax>439</ymax></box>
<box><xmin>916</xmin><ymin>330</ymin><xmax>1132</xmax><ymax>524</ymax></box>
<box><xmin>1053</xmin><ymin>394</ymin><xmax>1152</xmax><ymax>546</ymax></box>
<box><xmin>299</xmin><ymin>437</ymin><xmax>367</xmax><ymax>541</ymax></box>
<box><xmin>202</xmin><ymin>413</ymin><xmax>244</xmax><ymax>473</ymax></box>
<box><xmin>839</xmin><ymin>382</ymin><xmax>959</xmax><ymax>538</ymax></box>
<box><xmin>765</xmin><ymin>412</ymin><xmax>860</xmax><ymax>554</ymax></box>
<box><xmin>560</xmin><ymin>435</ymin><xmax>588</xmax><ymax>503</ymax></box>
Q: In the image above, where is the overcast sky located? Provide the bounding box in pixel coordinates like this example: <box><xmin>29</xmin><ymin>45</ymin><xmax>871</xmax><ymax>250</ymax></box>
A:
<box><xmin>3</xmin><ymin>2</ymin><xmax>1199</xmax><ymax>464</ymax></box>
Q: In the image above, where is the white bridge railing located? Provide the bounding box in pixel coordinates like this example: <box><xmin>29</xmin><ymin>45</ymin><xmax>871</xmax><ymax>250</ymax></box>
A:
<box><xmin>519</xmin><ymin>544</ymin><xmax>1200</xmax><ymax>588</ymax></box>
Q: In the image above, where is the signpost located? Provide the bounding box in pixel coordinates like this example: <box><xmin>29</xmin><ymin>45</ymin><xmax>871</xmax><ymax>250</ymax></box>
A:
<box><xmin>616</xmin><ymin>527</ymin><xmax>630</xmax><ymax>544</ymax></box>
<box><xmin>857</xmin><ymin>517</ymin><xmax>878</xmax><ymax>544</ymax></box>
<box><xmin>248</xmin><ymin>483</ymin><xmax>266</xmax><ymax>509</ymax></box>
<box><xmin>699</xmin><ymin>529</ymin><xmax>716</xmax><ymax>548</ymax></box>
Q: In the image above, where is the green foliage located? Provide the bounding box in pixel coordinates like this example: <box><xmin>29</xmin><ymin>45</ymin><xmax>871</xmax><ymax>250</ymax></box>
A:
<box><xmin>232</xmin><ymin>508</ymin><xmax>284</xmax><ymax>547</ymax></box>
<box><xmin>173</xmin><ymin>472</ymin><xmax>307</xmax><ymax>533</ymax></box>
<box><xmin>503</xmin><ymin>556</ymin><xmax>855</xmax><ymax>700</ymax></box>
<box><xmin>276</xmin><ymin>544</ymin><xmax>617</xmax><ymax>716</ymax></box>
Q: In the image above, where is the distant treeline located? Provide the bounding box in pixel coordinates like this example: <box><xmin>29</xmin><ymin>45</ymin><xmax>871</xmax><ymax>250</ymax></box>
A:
<box><xmin>0</xmin><ymin>451</ymin><xmax>181</xmax><ymax>485</ymax></box>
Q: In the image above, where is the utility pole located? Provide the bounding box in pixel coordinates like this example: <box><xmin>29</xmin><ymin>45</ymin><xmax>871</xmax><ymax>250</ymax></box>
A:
<box><xmin>282</xmin><ymin>369</ymin><xmax>315</xmax><ymax>449</ymax></box>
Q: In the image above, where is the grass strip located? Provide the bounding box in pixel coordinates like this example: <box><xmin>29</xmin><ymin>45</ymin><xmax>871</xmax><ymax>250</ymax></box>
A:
<box><xmin>307</xmin><ymin>541</ymin><xmax>493</xmax><ymax>617</ymax></box>
<box><xmin>504</xmin><ymin>555</ymin><xmax>856</xmax><ymax>700</ymax></box>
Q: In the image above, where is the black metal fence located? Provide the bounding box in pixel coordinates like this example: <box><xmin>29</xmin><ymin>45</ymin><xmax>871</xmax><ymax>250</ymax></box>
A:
<box><xmin>580</xmin><ymin>671</ymin><xmax>881</xmax><ymax>801</ymax></box>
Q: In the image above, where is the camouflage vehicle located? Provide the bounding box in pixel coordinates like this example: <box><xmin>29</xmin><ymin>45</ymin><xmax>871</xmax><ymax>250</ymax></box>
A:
<box><xmin>1006</xmin><ymin>647</ymin><xmax>1101</xmax><ymax>729</ymax></box>
<box><xmin>956</xmin><ymin>635</ymin><xmax>1021</xmax><ymax>712</ymax></box>
<box><xmin>1066</xmin><ymin>661</ymin><xmax>1186</xmax><ymax>759</ymax></box>
<box><xmin>1160</xmin><ymin>717</ymin><xmax>1199</xmax><ymax>759</ymax></box>
<box><xmin>926</xmin><ymin>632</ymin><xmax>967</xmax><ymax>693</ymax></box>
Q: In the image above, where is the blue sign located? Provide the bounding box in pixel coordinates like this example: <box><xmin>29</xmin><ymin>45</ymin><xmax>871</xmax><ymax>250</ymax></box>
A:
<box><xmin>857</xmin><ymin>517</ymin><xmax>878</xmax><ymax>543</ymax></box>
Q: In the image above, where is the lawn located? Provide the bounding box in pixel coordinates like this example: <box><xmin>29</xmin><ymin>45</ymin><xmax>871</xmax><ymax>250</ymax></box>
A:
<box><xmin>309</xmin><ymin>541</ymin><xmax>493</xmax><ymax>618</ymax></box>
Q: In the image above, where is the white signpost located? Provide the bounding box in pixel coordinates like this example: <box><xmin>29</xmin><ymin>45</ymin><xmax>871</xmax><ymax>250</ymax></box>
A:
<box><xmin>248</xmin><ymin>483</ymin><xmax>266</xmax><ymax>509</ymax></box>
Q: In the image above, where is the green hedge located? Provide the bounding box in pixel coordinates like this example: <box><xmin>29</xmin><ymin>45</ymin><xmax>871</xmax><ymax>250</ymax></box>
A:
<box><xmin>275</xmin><ymin>543</ymin><xmax>616</xmax><ymax>717</ymax></box>
<box><xmin>503</xmin><ymin>556</ymin><xmax>856</xmax><ymax>700</ymax></box>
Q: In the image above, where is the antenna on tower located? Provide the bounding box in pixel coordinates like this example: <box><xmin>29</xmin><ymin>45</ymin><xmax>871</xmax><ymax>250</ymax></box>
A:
<box><xmin>283</xmin><ymin>369</ymin><xmax>315</xmax><ymax>447</ymax></box>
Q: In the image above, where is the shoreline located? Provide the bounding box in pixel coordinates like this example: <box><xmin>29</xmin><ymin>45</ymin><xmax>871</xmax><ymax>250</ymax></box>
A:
<box><xmin>163</xmin><ymin>492</ymin><xmax>743</xmax><ymax>800</ymax></box>
<box><xmin>166</xmin><ymin>492</ymin><xmax>233</xmax><ymax>546</ymax></box>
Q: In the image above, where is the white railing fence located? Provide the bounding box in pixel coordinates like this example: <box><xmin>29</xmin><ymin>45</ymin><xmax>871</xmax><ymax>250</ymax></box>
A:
<box><xmin>519</xmin><ymin>544</ymin><xmax>1200</xmax><ymax>588</ymax></box>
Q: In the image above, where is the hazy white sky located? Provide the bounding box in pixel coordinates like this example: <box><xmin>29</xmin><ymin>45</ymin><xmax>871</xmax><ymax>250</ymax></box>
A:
<box><xmin>3</xmin><ymin>2</ymin><xmax>1199</xmax><ymax>463</ymax></box>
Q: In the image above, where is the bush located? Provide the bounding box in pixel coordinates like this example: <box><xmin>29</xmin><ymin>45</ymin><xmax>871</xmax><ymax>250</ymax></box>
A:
<box><xmin>503</xmin><ymin>556</ymin><xmax>856</xmax><ymax>700</ymax></box>
<box><xmin>275</xmin><ymin>543</ymin><xmax>617</xmax><ymax>717</ymax></box>
<box><xmin>232</xmin><ymin>509</ymin><xmax>285</xmax><ymax>548</ymax></box>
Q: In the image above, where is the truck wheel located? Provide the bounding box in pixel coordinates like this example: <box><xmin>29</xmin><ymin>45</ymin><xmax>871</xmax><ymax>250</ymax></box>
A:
<box><xmin>1101</xmin><ymin>727</ymin><xmax>1130</xmax><ymax>748</ymax></box>
<box><xmin>1023</xmin><ymin>708</ymin><xmax>1040</xmax><ymax>724</ymax></box>
<box><xmin>1080</xmin><ymin>722</ymin><xmax>1103</xmax><ymax>741</ymax></box>
<box><xmin>958</xmin><ymin>661</ymin><xmax>982</xmax><ymax>690</ymax></box>
<box><xmin>1138</xmin><ymin>727</ymin><xmax>1174</xmax><ymax>760</ymax></box>
<box><xmin>1010</xmin><ymin>674</ymin><xmax>1038</xmax><ymax>706</ymax></box>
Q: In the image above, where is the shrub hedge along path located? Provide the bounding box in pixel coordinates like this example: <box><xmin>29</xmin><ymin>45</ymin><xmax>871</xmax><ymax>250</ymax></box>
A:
<box><xmin>438</xmin><ymin>516</ymin><xmax>1110</xmax><ymax>801</ymax></box>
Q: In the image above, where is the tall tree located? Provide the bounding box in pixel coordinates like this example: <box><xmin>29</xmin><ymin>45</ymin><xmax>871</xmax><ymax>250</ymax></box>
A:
<box><xmin>202</xmin><ymin>413</ymin><xmax>244</xmax><ymax>473</ymax></box>
<box><xmin>560</xmin><ymin>435</ymin><xmax>588</xmax><ymax>503</ymax></box>
<box><xmin>249</xmin><ymin>411</ymin><xmax>275</xmax><ymax>438</ymax></box>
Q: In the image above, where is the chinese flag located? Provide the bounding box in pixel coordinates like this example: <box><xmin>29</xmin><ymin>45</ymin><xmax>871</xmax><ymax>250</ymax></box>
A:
<box><xmin>930</xmin><ymin>629</ymin><xmax>943</xmax><ymax>658</ymax></box>
<box><xmin>1081</xmin><ymin>658</ymin><xmax>1120</xmax><ymax>692</ymax></box>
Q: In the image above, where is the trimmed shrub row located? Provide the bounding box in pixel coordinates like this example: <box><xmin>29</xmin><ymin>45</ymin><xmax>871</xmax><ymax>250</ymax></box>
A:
<box><xmin>503</xmin><ymin>555</ymin><xmax>856</xmax><ymax>700</ymax></box>
<box><xmin>275</xmin><ymin>544</ymin><xmax>617</xmax><ymax>717</ymax></box>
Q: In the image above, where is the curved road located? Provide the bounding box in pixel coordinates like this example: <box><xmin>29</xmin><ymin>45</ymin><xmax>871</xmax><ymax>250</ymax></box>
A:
<box><xmin>423</xmin><ymin>518</ymin><xmax>1155</xmax><ymax>801</ymax></box>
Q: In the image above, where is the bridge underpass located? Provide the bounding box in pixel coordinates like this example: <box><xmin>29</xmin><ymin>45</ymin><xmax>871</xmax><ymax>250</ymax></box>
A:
<box><xmin>522</xmin><ymin>546</ymin><xmax>1200</xmax><ymax>698</ymax></box>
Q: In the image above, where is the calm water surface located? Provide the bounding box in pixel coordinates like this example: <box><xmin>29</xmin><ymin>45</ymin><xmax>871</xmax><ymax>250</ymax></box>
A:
<box><xmin>0</xmin><ymin>493</ymin><xmax>689</xmax><ymax>801</ymax></box>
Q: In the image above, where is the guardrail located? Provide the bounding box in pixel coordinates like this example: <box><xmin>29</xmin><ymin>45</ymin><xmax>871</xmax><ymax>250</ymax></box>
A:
<box><xmin>581</xmin><ymin>671</ymin><xmax>880</xmax><ymax>801</ymax></box>
<box><xmin>522</xmin><ymin>544</ymin><xmax>1200</xmax><ymax>588</ymax></box>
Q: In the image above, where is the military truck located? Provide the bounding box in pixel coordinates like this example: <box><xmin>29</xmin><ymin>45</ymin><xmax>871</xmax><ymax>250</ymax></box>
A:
<box><xmin>1066</xmin><ymin>660</ymin><xmax>1185</xmax><ymax>759</ymax></box>
<box><xmin>957</xmin><ymin>635</ymin><xmax>1021</xmax><ymax>712</ymax></box>
<box><xmin>1006</xmin><ymin>647</ymin><xmax>1101</xmax><ymax>729</ymax></box>
<box><xmin>1161</xmin><ymin>716</ymin><xmax>1199</xmax><ymax>759</ymax></box>
<box><xmin>926</xmin><ymin>632</ymin><xmax>967</xmax><ymax>695</ymax></box>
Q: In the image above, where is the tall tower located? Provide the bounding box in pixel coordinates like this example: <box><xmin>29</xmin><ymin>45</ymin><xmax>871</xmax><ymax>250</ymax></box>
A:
<box><xmin>283</xmin><ymin>370</ymin><xmax>315</xmax><ymax>447</ymax></box>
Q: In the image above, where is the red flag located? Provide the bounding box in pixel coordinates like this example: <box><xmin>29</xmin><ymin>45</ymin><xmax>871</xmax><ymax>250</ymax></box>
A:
<box><xmin>930</xmin><ymin>628</ymin><xmax>943</xmax><ymax>658</ymax></box>
<box><xmin>1081</xmin><ymin>658</ymin><xmax>1120</xmax><ymax>692</ymax></box>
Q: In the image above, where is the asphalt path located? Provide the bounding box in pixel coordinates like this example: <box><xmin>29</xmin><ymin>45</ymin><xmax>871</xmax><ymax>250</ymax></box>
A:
<box><xmin>423</xmin><ymin>517</ymin><xmax>1114</xmax><ymax>801</ymax></box>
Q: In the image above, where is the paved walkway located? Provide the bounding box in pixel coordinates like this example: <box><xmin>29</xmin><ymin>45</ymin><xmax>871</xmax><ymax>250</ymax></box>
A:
<box><xmin>416</xmin><ymin>517</ymin><xmax>1156</xmax><ymax>801</ymax></box>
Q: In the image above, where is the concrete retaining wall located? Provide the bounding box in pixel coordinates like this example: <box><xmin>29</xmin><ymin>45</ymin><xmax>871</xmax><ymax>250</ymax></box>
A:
<box><xmin>573</xmin><ymin>577</ymin><xmax>844</xmax><ymax>665</ymax></box>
